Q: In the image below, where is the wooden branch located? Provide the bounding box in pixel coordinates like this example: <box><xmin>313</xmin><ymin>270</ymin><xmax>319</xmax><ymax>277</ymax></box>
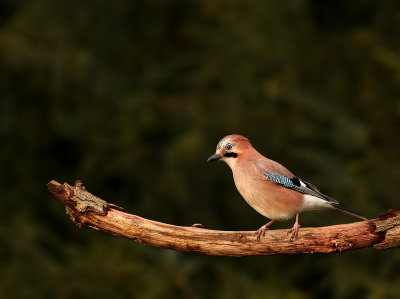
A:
<box><xmin>47</xmin><ymin>180</ymin><xmax>400</xmax><ymax>256</ymax></box>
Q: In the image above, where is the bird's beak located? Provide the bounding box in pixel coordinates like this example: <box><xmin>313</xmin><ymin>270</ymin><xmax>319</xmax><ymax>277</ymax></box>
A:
<box><xmin>207</xmin><ymin>153</ymin><xmax>222</xmax><ymax>162</ymax></box>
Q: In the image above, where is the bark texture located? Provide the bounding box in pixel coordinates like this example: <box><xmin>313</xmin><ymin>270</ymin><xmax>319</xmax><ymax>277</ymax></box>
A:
<box><xmin>47</xmin><ymin>180</ymin><xmax>400</xmax><ymax>256</ymax></box>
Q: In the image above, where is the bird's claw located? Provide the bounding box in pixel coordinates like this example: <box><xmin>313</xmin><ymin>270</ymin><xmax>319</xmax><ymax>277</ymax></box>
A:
<box><xmin>255</xmin><ymin>226</ymin><xmax>268</xmax><ymax>241</ymax></box>
<box><xmin>287</xmin><ymin>224</ymin><xmax>300</xmax><ymax>242</ymax></box>
<box><xmin>254</xmin><ymin>220</ymin><xmax>275</xmax><ymax>241</ymax></box>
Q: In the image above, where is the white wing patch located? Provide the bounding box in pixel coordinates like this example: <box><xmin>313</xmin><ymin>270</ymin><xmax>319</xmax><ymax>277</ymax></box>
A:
<box><xmin>299</xmin><ymin>179</ymin><xmax>307</xmax><ymax>187</ymax></box>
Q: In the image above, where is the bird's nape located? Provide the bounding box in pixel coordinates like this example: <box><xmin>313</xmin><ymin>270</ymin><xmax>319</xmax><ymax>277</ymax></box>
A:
<box><xmin>208</xmin><ymin>134</ymin><xmax>368</xmax><ymax>241</ymax></box>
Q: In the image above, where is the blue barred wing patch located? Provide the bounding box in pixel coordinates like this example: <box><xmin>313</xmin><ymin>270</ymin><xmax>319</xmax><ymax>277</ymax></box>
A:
<box><xmin>263</xmin><ymin>172</ymin><xmax>338</xmax><ymax>203</ymax></box>
<box><xmin>263</xmin><ymin>173</ymin><xmax>295</xmax><ymax>188</ymax></box>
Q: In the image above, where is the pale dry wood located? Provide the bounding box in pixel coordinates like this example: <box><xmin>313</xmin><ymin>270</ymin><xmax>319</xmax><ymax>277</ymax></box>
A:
<box><xmin>47</xmin><ymin>180</ymin><xmax>400</xmax><ymax>256</ymax></box>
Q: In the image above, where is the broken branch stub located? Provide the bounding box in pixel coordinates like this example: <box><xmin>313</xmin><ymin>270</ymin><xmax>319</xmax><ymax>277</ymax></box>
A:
<box><xmin>47</xmin><ymin>180</ymin><xmax>400</xmax><ymax>256</ymax></box>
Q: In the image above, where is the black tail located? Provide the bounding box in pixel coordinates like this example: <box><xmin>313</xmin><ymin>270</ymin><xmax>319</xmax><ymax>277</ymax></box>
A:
<box><xmin>330</xmin><ymin>204</ymin><xmax>368</xmax><ymax>221</ymax></box>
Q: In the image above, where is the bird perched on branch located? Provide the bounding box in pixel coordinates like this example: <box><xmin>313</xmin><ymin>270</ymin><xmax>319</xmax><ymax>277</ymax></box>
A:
<box><xmin>207</xmin><ymin>134</ymin><xmax>367</xmax><ymax>241</ymax></box>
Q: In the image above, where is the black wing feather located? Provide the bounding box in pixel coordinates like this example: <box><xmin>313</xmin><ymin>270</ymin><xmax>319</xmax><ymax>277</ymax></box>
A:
<box><xmin>263</xmin><ymin>173</ymin><xmax>338</xmax><ymax>204</ymax></box>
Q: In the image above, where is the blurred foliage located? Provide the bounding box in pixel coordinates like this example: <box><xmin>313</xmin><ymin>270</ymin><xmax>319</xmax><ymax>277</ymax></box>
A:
<box><xmin>1</xmin><ymin>0</ymin><xmax>400</xmax><ymax>298</ymax></box>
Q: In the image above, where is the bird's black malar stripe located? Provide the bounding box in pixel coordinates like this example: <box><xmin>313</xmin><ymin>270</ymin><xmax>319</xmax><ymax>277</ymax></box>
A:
<box><xmin>223</xmin><ymin>152</ymin><xmax>238</xmax><ymax>158</ymax></box>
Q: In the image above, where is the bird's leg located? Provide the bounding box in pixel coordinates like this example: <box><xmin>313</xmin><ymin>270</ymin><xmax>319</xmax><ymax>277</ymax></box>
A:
<box><xmin>255</xmin><ymin>220</ymin><xmax>275</xmax><ymax>241</ymax></box>
<box><xmin>287</xmin><ymin>213</ymin><xmax>300</xmax><ymax>241</ymax></box>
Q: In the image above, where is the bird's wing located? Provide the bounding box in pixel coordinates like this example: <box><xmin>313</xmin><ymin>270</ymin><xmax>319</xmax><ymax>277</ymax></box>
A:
<box><xmin>263</xmin><ymin>173</ymin><xmax>339</xmax><ymax>204</ymax></box>
<box><xmin>253</xmin><ymin>158</ymin><xmax>338</xmax><ymax>204</ymax></box>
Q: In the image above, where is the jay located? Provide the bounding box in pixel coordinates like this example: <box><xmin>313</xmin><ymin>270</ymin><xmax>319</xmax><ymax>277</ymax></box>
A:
<box><xmin>207</xmin><ymin>134</ymin><xmax>367</xmax><ymax>241</ymax></box>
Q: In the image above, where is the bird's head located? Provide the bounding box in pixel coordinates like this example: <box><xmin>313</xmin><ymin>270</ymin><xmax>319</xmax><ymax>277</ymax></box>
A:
<box><xmin>207</xmin><ymin>134</ymin><xmax>252</xmax><ymax>168</ymax></box>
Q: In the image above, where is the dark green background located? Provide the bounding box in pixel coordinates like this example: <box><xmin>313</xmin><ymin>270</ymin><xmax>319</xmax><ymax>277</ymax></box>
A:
<box><xmin>1</xmin><ymin>1</ymin><xmax>400</xmax><ymax>298</ymax></box>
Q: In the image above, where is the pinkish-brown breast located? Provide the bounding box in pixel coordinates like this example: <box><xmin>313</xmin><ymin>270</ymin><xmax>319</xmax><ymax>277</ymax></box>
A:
<box><xmin>232</xmin><ymin>157</ymin><xmax>304</xmax><ymax>221</ymax></box>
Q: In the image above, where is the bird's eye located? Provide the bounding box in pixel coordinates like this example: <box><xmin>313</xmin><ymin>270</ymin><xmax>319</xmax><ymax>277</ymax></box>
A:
<box><xmin>225</xmin><ymin>143</ymin><xmax>233</xmax><ymax>150</ymax></box>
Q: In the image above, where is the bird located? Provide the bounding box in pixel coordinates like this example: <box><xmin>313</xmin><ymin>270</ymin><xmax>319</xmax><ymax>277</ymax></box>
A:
<box><xmin>207</xmin><ymin>134</ymin><xmax>367</xmax><ymax>241</ymax></box>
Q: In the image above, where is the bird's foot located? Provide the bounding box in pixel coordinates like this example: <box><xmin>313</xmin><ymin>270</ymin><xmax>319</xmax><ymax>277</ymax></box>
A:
<box><xmin>254</xmin><ymin>220</ymin><xmax>275</xmax><ymax>241</ymax></box>
<box><xmin>255</xmin><ymin>225</ymin><xmax>269</xmax><ymax>241</ymax></box>
<box><xmin>287</xmin><ymin>223</ymin><xmax>300</xmax><ymax>242</ymax></box>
